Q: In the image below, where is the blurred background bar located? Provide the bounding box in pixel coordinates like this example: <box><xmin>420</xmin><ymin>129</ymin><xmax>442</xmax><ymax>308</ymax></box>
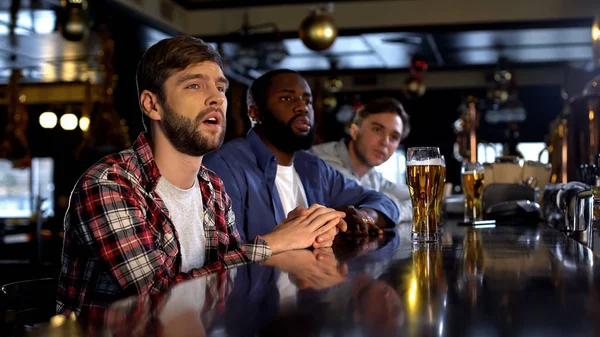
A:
<box><xmin>0</xmin><ymin>0</ymin><xmax>599</xmax><ymax>297</ymax></box>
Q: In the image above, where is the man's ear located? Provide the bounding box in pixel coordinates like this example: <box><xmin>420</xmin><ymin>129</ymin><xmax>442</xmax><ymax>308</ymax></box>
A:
<box><xmin>140</xmin><ymin>90</ymin><xmax>163</xmax><ymax>122</ymax></box>
<box><xmin>248</xmin><ymin>105</ymin><xmax>261</xmax><ymax>125</ymax></box>
<box><xmin>350</xmin><ymin>123</ymin><xmax>360</xmax><ymax>141</ymax></box>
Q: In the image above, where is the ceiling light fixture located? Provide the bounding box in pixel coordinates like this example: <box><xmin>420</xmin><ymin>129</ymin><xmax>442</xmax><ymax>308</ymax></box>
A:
<box><xmin>403</xmin><ymin>54</ymin><xmax>428</xmax><ymax>99</ymax></box>
<box><xmin>79</xmin><ymin>116</ymin><xmax>90</xmax><ymax>131</ymax></box>
<box><xmin>230</xmin><ymin>12</ymin><xmax>289</xmax><ymax>70</ymax></box>
<box><xmin>298</xmin><ymin>3</ymin><xmax>338</xmax><ymax>51</ymax></box>
<box><xmin>60</xmin><ymin>113</ymin><xmax>78</xmax><ymax>130</ymax></box>
<box><xmin>39</xmin><ymin>112</ymin><xmax>58</xmax><ymax>129</ymax></box>
<box><xmin>60</xmin><ymin>0</ymin><xmax>89</xmax><ymax>42</ymax></box>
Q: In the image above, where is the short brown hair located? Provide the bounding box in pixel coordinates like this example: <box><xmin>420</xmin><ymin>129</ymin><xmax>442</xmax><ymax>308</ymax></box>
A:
<box><xmin>352</xmin><ymin>97</ymin><xmax>411</xmax><ymax>140</ymax></box>
<box><xmin>136</xmin><ymin>35</ymin><xmax>223</xmax><ymax>104</ymax></box>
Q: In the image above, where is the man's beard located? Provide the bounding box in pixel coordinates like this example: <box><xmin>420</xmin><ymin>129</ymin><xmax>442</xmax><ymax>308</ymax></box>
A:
<box><xmin>162</xmin><ymin>101</ymin><xmax>226</xmax><ymax>157</ymax></box>
<box><xmin>258</xmin><ymin>109</ymin><xmax>315</xmax><ymax>153</ymax></box>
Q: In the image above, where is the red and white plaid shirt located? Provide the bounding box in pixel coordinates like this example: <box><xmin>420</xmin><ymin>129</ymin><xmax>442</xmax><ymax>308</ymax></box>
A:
<box><xmin>57</xmin><ymin>133</ymin><xmax>272</xmax><ymax>320</ymax></box>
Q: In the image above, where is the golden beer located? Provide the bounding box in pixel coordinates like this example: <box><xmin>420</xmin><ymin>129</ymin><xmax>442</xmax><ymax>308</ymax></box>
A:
<box><xmin>461</xmin><ymin>170</ymin><xmax>485</xmax><ymax>222</ymax></box>
<box><xmin>407</xmin><ymin>162</ymin><xmax>443</xmax><ymax>241</ymax></box>
<box><xmin>434</xmin><ymin>165</ymin><xmax>446</xmax><ymax>224</ymax></box>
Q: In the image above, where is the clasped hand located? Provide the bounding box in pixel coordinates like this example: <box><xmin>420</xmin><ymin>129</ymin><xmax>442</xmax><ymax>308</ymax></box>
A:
<box><xmin>263</xmin><ymin>204</ymin><xmax>347</xmax><ymax>253</ymax></box>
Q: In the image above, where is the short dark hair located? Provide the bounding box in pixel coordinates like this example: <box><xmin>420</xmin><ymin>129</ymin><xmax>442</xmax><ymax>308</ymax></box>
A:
<box><xmin>352</xmin><ymin>97</ymin><xmax>411</xmax><ymax>140</ymax></box>
<box><xmin>136</xmin><ymin>35</ymin><xmax>223</xmax><ymax>105</ymax></box>
<box><xmin>246</xmin><ymin>69</ymin><xmax>301</xmax><ymax>109</ymax></box>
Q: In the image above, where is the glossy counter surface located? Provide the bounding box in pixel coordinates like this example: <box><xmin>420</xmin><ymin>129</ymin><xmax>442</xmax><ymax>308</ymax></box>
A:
<box><xmin>41</xmin><ymin>221</ymin><xmax>600</xmax><ymax>337</ymax></box>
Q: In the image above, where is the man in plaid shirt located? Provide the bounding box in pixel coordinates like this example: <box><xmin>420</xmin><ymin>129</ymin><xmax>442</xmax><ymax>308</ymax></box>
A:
<box><xmin>57</xmin><ymin>36</ymin><xmax>347</xmax><ymax>321</ymax></box>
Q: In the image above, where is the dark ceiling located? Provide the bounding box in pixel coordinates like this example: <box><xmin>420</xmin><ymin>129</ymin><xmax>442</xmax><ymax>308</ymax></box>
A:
<box><xmin>0</xmin><ymin>0</ymin><xmax>60</xmax><ymax>11</ymax></box>
<box><xmin>213</xmin><ymin>20</ymin><xmax>597</xmax><ymax>75</ymax></box>
<box><xmin>172</xmin><ymin>0</ymin><xmax>390</xmax><ymax>10</ymax></box>
<box><xmin>0</xmin><ymin>1</ymin><xmax>596</xmax><ymax>82</ymax></box>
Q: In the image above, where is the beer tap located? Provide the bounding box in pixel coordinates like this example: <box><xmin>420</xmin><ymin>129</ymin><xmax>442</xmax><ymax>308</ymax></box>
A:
<box><xmin>543</xmin><ymin>182</ymin><xmax>597</xmax><ymax>249</ymax></box>
<box><xmin>453</xmin><ymin>96</ymin><xmax>480</xmax><ymax>164</ymax></box>
<box><xmin>565</xmin><ymin>188</ymin><xmax>598</xmax><ymax>249</ymax></box>
<box><xmin>468</xmin><ymin>97</ymin><xmax>477</xmax><ymax>163</ymax></box>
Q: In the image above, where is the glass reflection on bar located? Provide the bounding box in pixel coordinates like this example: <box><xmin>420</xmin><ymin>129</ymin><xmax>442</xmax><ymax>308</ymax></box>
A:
<box><xmin>404</xmin><ymin>243</ymin><xmax>447</xmax><ymax>335</ymax></box>
<box><xmin>459</xmin><ymin>228</ymin><xmax>486</xmax><ymax>307</ymax></box>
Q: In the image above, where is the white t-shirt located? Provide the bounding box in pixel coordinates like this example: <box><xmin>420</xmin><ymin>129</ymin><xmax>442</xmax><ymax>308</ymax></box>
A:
<box><xmin>274</xmin><ymin>164</ymin><xmax>308</xmax><ymax>216</ymax></box>
<box><xmin>155</xmin><ymin>177</ymin><xmax>205</xmax><ymax>272</ymax></box>
<box><xmin>274</xmin><ymin>164</ymin><xmax>308</xmax><ymax>311</ymax></box>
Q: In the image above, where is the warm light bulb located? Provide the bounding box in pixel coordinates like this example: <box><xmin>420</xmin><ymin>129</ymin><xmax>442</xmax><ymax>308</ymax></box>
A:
<box><xmin>60</xmin><ymin>113</ymin><xmax>78</xmax><ymax>130</ymax></box>
<box><xmin>594</xmin><ymin>14</ymin><xmax>600</xmax><ymax>67</ymax></box>
<box><xmin>79</xmin><ymin>116</ymin><xmax>90</xmax><ymax>131</ymax></box>
<box><xmin>39</xmin><ymin>112</ymin><xmax>57</xmax><ymax>129</ymax></box>
<box><xmin>323</xmin><ymin>27</ymin><xmax>334</xmax><ymax>38</ymax></box>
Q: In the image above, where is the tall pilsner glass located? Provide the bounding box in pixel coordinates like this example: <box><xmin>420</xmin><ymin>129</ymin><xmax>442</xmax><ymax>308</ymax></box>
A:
<box><xmin>406</xmin><ymin>147</ymin><xmax>443</xmax><ymax>242</ymax></box>
<box><xmin>461</xmin><ymin>162</ymin><xmax>485</xmax><ymax>222</ymax></box>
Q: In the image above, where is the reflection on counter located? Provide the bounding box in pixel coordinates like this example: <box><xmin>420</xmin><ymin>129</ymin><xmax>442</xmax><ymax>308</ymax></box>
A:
<box><xmin>458</xmin><ymin>228</ymin><xmax>485</xmax><ymax>308</ymax></box>
<box><xmin>404</xmin><ymin>243</ymin><xmax>447</xmax><ymax>336</ymax></box>
<box><xmin>25</xmin><ymin>222</ymin><xmax>600</xmax><ymax>337</ymax></box>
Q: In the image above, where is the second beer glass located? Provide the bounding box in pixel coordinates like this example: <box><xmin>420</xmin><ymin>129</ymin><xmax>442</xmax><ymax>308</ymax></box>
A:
<box><xmin>461</xmin><ymin>162</ymin><xmax>485</xmax><ymax>222</ymax></box>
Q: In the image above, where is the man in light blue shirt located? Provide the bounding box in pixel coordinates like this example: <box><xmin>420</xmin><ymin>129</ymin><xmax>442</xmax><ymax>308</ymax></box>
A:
<box><xmin>203</xmin><ymin>69</ymin><xmax>399</xmax><ymax>245</ymax></box>
<box><xmin>311</xmin><ymin>97</ymin><xmax>413</xmax><ymax>223</ymax></box>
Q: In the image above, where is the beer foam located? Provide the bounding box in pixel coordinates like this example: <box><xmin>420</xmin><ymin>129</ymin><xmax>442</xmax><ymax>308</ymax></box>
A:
<box><xmin>407</xmin><ymin>158</ymin><xmax>443</xmax><ymax>166</ymax></box>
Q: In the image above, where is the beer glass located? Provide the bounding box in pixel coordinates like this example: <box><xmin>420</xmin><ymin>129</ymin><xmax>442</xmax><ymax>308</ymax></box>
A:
<box><xmin>462</xmin><ymin>162</ymin><xmax>485</xmax><ymax>222</ymax></box>
<box><xmin>435</xmin><ymin>156</ymin><xmax>447</xmax><ymax>225</ymax></box>
<box><xmin>406</xmin><ymin>147</ymin><xmax>443</xmax><ymax>242</ymax></box>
